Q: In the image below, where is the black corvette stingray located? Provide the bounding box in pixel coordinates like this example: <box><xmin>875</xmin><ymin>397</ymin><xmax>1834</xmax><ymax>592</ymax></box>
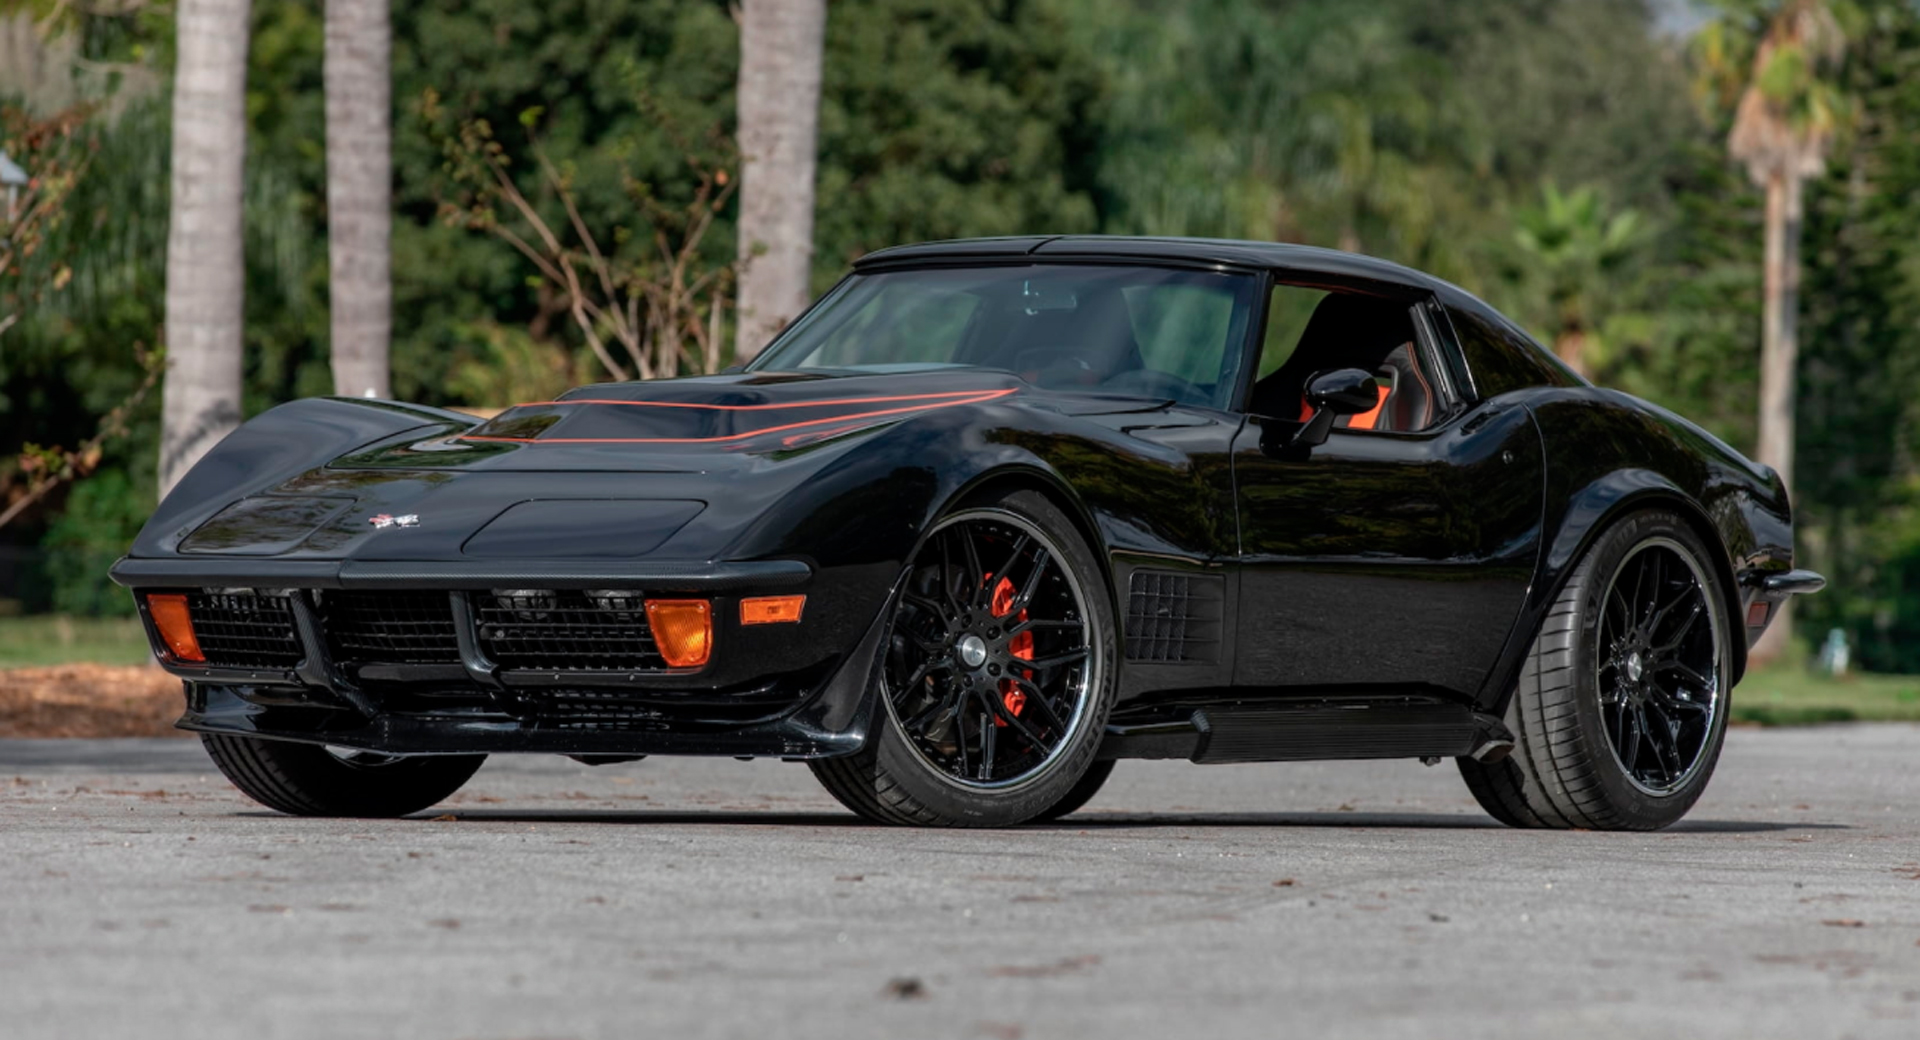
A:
<box><xmin>113</xmin><ymin>236</ymin><xmax>1823</xmax><ymax>829</ymax></box>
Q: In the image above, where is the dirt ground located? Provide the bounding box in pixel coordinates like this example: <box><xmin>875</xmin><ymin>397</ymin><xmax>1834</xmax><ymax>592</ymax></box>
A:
<box><xmin>0</xmin><ymin>666</ymin><xmax>185</xmax><ymax>738</ymax></box>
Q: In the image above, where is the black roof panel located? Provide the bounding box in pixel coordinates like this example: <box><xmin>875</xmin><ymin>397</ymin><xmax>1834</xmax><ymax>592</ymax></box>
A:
<box><xmin>852</xmin><ymin>235</ymin><xmax>1445</xmax><ymax>292</ymax></box>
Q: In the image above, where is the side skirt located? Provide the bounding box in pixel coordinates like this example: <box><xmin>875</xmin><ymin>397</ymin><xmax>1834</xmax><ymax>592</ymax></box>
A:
<box><xmin>1100</xmin><ymin>697</ymin><xmax>1514</xmax><ymax>764</ymax></box>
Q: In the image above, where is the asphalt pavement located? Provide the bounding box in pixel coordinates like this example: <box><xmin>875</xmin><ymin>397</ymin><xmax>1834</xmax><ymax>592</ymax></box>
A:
<box><xmin>3</xmin><ymin>726</ymin><xmax>1919</xmax><ymax>1040</ymax></box>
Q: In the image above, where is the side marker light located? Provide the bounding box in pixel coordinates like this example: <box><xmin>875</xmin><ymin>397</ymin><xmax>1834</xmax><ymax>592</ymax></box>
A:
<box><xmin>740</xmin><ymin>595</ymin><xmax>806</xmax><ymax>625</ymax></box>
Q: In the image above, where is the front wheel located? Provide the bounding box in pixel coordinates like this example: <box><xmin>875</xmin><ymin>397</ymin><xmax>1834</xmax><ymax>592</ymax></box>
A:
<box><xmin>202</xmin><ymin>733</ymin><xmax>486</xmax><ymax>817</ymax></box>
<box><xmin>811</xmin><ymin>489</ymin><xmax>1117</xmax><ymax>827</ymax></box>
<box><xmin>1458</xmin><ymin>510</ymin><xmax>1733</xmax><ymax>831</ymax></box>
<box><xmin>1030</xmin><ymin>759</ymin><xmax>1115</xmax><ymax>822</ymax></box>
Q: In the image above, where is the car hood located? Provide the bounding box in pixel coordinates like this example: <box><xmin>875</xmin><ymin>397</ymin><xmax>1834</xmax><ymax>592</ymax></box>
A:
<box><xmin>164</xmin><ymin>369</ymin><xmax>1179</xmax><ymax>562</ymax></box>
<box><xmin>334</xmin><ymin>368</ymin><xmax>1169</xmax><ymax>473</ymax></box>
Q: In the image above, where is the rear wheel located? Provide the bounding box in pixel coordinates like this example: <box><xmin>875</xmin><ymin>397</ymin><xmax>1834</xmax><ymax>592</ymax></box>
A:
<box><xmin>1458</xmin><ymin>510</ymin><xmax>1732</xmax><ymax>831</ymax></box>
<box><xmin>202</xmin><ymin>733</ymin><xmax>486</xmax><ymax>817</ymax></box>
<box><xmin>811</xmin><ymin>489</ymin><xmax>1116</xmax><ymax>827</ymax></box>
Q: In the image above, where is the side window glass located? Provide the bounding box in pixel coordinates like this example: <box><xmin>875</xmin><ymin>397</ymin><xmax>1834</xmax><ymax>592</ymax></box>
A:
<box><xmin>1247</xmin><ymin>286</ymin><xmax>1440</xmax><ymax>433</ymax></box>
<box><xmin>1449</xmin><ymin>307</ymin><xmax>1577</xmax><ymax>396</ymax></box>
<box><xmin>1258</xmin><ymin>286</ymin><xmax>1327</xmax><ymax>379</ymax></box>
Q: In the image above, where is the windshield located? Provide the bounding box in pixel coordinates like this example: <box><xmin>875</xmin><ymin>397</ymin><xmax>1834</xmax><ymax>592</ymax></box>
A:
<box><xmin>749</xmin><ymin>264</ymin><xmax>1259</xmax><ymax>410</ymax></box>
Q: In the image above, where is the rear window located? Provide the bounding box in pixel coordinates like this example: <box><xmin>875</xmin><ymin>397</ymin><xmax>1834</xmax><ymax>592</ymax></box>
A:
<box><xmin>1447</xmin><ymin>306</ymin><xmax>1581</xmax><ymax>396</ymax></box>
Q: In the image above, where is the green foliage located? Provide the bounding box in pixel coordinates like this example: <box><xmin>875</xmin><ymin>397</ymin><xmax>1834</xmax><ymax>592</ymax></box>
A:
<box><xmin>1787</xmin><ymin>0</ymin><xmax>1920</xmax><ymax>671</ymax></box>
<box><xmin>1079</xmin><ymin>0</ymin><xmax>1693</xmax><ymax>282</ymax></box>
<box><xmin>814</xmin><ymin>0</ymin><xmax>1103</xmax><ymax>279</ymax></box>
<box><xmin>0</xmin><ymin>614</ymin><xmax>152</xmax><ymax>668</ymax></box>
<box><xmin>1498</xmin><ymin>182</ymin><xmax>1649</xmax><ymax>372</ymax></box>
<box><xmin>395</xmin><ymin>0</ymin><xmax>739</xmax><ymax>396</ymax></box>
<box><xmin>1732</xmin><ymin>659</ymin><xmax>1920</xmax><ymax>725</ymax></box>
<box><xmin>39</xmin><ymin>468</ymin><xmax>150</xmax><ymax>617</ymax></box>
<box><xmin>442</xmin><ymin>322</ymin><xmax>588</xmax><ymax>407</ymax></box>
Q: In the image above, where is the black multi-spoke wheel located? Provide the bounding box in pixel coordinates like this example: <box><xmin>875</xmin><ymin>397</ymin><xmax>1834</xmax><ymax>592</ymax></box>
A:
<box><xmin>1458</xmin><ymin>510</ymin><xmax>1732</xmax><ymax>831</ymax></box>
<box><xmin>811</xmin><ymin>489</ymin><xmax>1116</xmax><ymax>827</ymax></box>
<box><xmin>1596</xmin><ymin>538</ymin><xmax>1722</xmax><ymax>793</ymax></box>
<box><xmin>201</xmin><ymin>733</ymin><xmax>486</xmax><ymax>817</ymax></box>
<box><xmin>888</xmin><ymin>510</ymin><xmax>1095</xmax><ymax>787</ymax></box>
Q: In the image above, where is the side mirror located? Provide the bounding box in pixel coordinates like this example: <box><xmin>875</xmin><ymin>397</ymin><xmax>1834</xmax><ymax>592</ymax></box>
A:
<box><xmin>1288</xmin><ymin>368</ymin><xmax>1380</xmax><ymax>449</ymax></box>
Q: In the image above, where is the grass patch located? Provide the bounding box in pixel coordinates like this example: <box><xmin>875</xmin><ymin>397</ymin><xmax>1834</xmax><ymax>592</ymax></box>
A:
<box><xmin>1733</xmin><ymin>665</ymin><xmax>1920</xmax><ymax>726</ymax></box>
<box><xmin>0</xmin><ymin>615</ymin><xmax>152</xmax><ymax>668</ymax></box>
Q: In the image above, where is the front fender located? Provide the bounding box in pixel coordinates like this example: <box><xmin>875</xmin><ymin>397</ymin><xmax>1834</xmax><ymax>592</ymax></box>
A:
<box><xmin>131</xmin><ymin>397</ymin><xmax>474</xmax><ymax>558</ymax></box>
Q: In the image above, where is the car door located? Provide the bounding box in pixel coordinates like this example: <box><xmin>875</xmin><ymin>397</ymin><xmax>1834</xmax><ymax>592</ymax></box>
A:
<box><xmin>1230</xmin><ymin>295</ymin><xmax>1545</xmax><ymax>699</ymax></box>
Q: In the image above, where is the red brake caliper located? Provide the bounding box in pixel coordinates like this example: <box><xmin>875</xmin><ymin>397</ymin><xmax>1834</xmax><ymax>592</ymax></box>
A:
<box><xmin>988</xmin><ymin>575</ymin><xmax>1032</xmax><ymax>726</ymax></box>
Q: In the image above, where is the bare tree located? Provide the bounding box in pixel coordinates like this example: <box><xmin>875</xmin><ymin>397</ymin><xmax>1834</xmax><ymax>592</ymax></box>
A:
<box><xmin>733</xmin><ymin>0</ymin><xmax>826</xmax><ymax>362</ymax></box>
<box><xmin>1</xmin><ymin>345</ymin><xmax>163</xmax><ymax>532</ymax></box>
<box><xmin>1</xmin><ymin>103</ymin><xmax>93</xmax><ymax>341</ymax></box>
<box><xmin>161</xmin><ymin>0</ymin><xmax>252</xmax><ymax>496</ymax></box>
<box><xmin>1701</xmin><ymin>0</ymin><xmax>1848</xmax><ymax>658</ymax></box>
<box><xmin>435</xmin><ymin>111</ymin><xmax>738</xmax><ymax>384</ymax></box>
<box><xmin>324</xmin><ymin>0</ymin><xmax>392</xmax><ymax>398</ymax></box>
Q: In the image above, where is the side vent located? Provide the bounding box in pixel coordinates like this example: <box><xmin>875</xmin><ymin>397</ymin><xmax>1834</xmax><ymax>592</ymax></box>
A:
<box><xmin>1124</xmin><ymin>570</ymin><xmax>1224</xmax><ymax>664</ymax></box>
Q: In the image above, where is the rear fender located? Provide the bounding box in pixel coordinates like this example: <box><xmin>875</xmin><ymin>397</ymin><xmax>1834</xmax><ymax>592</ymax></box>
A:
<box><xmin>1481</xmin><ymin>471</ymin><xmax>1757</xmax><ymax>716</ymax></box>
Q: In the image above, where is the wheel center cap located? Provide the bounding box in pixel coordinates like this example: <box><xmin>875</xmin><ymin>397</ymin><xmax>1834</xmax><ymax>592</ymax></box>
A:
<box><xmin>1626</xmin><ymin>651</ymin><xmax>1645</xmax><ymax>683</ymax></box>
<box><xmin>957</xmin><ymin>634</ymin><xmax>989</xmax><ymax>669</ymax></box>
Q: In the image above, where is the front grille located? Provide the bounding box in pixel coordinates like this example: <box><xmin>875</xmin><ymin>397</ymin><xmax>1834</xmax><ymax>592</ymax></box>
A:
<box><xmin>477</xmin><ymin>590</ymin><xmax>665</xmax><ymax>671</ymax></box>
<box><xmin>187</xmin><ymin>591</ymin><xmax>304</xmax><ymax>669</ymax></box>
<box><xmin>319</xmin><ymin>590</ymin><xmax>462</xmax><ymax>665</ymax></box>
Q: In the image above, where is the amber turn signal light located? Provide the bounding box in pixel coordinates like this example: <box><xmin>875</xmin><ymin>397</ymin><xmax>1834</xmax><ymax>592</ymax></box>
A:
<box><xmin>740</xmin><ymin>595</ymin><xmax>806</xmax><ymax>625</ymax></box>
<box><xmin>145</xmin><ymin>593</ymin><xmax>205</xmax><ymax>663</ymax></box>
<box><xmin>645</xmin><ymin>599</ymin><xmax>712</xmax><ymax>668</ymax></box>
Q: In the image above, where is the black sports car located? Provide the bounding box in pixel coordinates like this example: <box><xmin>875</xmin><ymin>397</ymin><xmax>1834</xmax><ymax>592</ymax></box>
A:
<box><xmin>113</xmin><ymin>236</ymin><xmax>1823</xmax><ymax>829</ymax></box>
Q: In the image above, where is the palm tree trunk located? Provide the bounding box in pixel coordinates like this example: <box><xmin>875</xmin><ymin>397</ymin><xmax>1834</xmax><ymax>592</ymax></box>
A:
<box><xmin>1554</xmin><ymin>328</ymin><xmax>1588</xmax><ymax>378</ymax></box>
<box><xmin>1752</xmin><ymin>171</ymin><xmax>1803</xmax><ymax>663</ymax></box>
<box><xmin>161</xmin><ymin>0</ymin><xmax>252</xmax><ymax>497</ymax></box>
<box><xmin>324</xmin><ymin>0</ymin><xmax>392</xmax><ymax>399</ymax></box>
<box><xmin>733</xmin><ymin>0</ymin><xmax>827</xmax><ymax>363</ymax></box>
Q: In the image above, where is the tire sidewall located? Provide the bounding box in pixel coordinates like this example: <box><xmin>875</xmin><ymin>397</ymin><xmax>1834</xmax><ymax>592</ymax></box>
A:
<box><xmin>1566</xmin><ymin>511</ymin><xmax>1733</xmax><ymax>826</ymax></box>
<box><xmin>870</xmin><ymin>490</ymin><xmax>1118</xmax><ymax>825</ymax></box>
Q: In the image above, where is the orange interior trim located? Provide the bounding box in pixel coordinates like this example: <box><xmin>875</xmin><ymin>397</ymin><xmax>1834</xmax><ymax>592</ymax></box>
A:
<box><xmin>1345</xmin><ymin>384</ymin><xmax>1391</xmax><ymax>431</ymax></box>
<box><xmin>1297</xmin><ymin>383</ymin><xmax>1391</xmax><ymax>430</ymax></box>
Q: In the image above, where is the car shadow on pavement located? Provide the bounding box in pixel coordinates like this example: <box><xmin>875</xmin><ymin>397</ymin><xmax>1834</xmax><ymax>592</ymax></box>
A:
<box><xmin>361</xmin><ymin>808</ymin><xmax>1847</xmax><ymax>833</ymax></box>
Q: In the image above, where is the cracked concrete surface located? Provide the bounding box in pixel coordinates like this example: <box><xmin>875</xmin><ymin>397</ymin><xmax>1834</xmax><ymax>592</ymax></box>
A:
<box><xmin>4</xmin><ymin>726</ymin><xmax>1919</xmax><ymax>1039</ymax></box>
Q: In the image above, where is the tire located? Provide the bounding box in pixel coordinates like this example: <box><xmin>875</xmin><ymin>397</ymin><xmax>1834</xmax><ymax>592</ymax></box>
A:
<box><xmin>202</xmin><ymin>733</ymin><xmax>486</xmax><ymax>818</ymax></box>
<box><xmin>811</xmin><ymin>489</ymin><xmax>1117</xmax><ymax>827</ymax></box>
<box><xmin>1458</xmin><ymin>509</ymin><xmax>1733</xmax><ymax>831</ymax></box>
<box><xmin>1030</xmin><ymin>759</ymin><xmax>1116</xmax><ymax>823</ymax></box>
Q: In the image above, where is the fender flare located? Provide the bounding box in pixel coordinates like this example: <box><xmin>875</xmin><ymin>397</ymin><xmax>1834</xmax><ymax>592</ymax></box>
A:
<box><xmin>1483</xmin><ymin>468</ymin><xmax>1750</xmax><ymax>712</ymax></box>
<box><xmin>931</xmin><ymin>460</ymin><xmax>1122</xmax><ymax>628</ymax></box>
